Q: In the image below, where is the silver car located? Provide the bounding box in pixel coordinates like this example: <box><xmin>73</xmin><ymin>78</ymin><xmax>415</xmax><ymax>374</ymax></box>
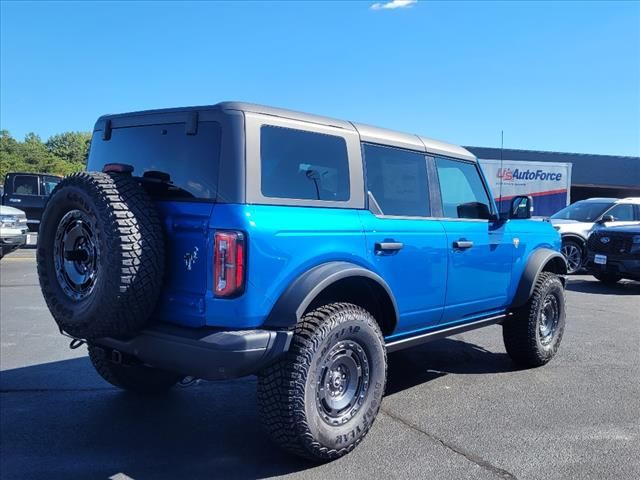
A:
<box><xmin>550</xmin><ymin>197</ymin><xmax>640</xmax><ymax>273</ymax></box>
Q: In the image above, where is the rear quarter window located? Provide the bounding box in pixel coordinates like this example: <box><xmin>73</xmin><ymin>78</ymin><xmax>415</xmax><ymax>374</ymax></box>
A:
<box><xmin>87</xmin><ymin>122</ymin><xmax>221</xmax><ymax>200</ymax></box>
<box><xmin>260</xmin><ymin>125</ymin><xmax>350</xmax><ymax>201</ymax></box>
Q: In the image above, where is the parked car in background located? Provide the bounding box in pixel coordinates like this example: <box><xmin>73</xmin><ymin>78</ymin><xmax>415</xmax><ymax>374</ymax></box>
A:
<box><xmin>0</xmin><ymin>205</ymin><xmax>28</xmax><ymax>259</ymax></box>
<box><xmin>586</xmin><ymin>223</ymin><xmax>640</xmax><ymax>284</ymax></box>
<box><xmin>550</xmin><ymin>197</ymin><xmax>640</xmax><ymax>273</ymax></box>
<box><xmin>1</xmin><ymin>172</ymin><xmax>62</xmax><ymax>233</ymax></box>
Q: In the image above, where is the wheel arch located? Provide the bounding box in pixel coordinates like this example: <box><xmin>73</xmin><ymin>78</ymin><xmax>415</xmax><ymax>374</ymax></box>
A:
<box><xmin>561</xmin><ymin>233</ymin><xmax>587</xmax><ymax>247</ymax></box>
<box><xmin>263</xmin><ymin>261</ymin><xmax>399</xmax><ymax>337</ymax></box>
<box><xmin>511</xmin><ymin>248</ymin><xmax>567</xmax><ymax>309</ymax></box>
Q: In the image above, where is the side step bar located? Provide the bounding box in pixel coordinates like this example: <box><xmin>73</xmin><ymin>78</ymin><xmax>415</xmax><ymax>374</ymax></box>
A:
<box><xmin>385</xmin><ymin>313</ymin><xmax>508</xmax><ymax>353</ymax></box>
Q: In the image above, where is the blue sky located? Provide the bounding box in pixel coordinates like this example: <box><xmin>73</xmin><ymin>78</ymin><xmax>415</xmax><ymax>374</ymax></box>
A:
<box><xmin>1</xmin><ymin>0</ymin><xmax>639</xmax><ymax>156</ymax></box>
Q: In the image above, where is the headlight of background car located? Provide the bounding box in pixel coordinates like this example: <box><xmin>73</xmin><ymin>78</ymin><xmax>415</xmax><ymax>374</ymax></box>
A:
<box><xmin>631</xmin><ymin>235</ymin><xmax>640</xmax><ymax>253</ymax></box>
<box><xmin>0</xmin><ymin>215</ymin><xmax>19</xmax><ymax>228</ymax></box>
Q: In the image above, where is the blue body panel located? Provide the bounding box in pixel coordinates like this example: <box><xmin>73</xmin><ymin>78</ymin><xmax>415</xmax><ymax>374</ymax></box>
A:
<box><xmin>155</xmin><ymin>201</ymin><xmax>561</xmax><ymax>337</ymax></box>
<box><xmin>357</xmin><ymin>211</ymin><xmax>448</xmax><ymax>334</ymax></box>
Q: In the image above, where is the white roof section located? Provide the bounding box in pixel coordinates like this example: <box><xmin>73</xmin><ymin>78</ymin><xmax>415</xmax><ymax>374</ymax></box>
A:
<box><xmin>219</xmin><ymin>102</ymin><xmax>476</xmax><ymax>162</ymax></box>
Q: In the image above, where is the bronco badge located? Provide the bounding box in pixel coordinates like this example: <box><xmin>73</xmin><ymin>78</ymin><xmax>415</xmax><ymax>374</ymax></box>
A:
<box><xmin>184</xmin><ymin>246</ymin><xmax>199</xmax><ymax>271</ymax></box>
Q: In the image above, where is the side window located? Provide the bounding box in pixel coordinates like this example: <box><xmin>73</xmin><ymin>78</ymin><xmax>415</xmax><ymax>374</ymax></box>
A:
<box><xmin>605</xmin><ymin>204</ymin><xmax>635</xmax><ymax>221</ymax></box>
<box><xmin>42</xmin><ymin>177</ymin><xmax>61</xmax><ymax>196</ymax></box>
<box><xmin>363</xmin><ymin>144</ymin><xmax>430</xmax><ymax>217</ymax></box>
<box><xmin>13</xmin><ymin>175</ymin><xmax>39</xmax><ymax>195</ymax></box>
<box><xmin>260</xmin><ymin>125</ymin><xmax>350</xmax><ymax>201</ymax></box>
<box><xmin>435</xmin><ymin>158</ymin><xmax>492</xmax><ymax>219</ymax></box>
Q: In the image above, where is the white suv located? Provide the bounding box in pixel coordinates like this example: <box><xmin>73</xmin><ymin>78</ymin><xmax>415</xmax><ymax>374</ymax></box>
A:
<box><xmin>0</xmin><ymin>205</ymin><xmax>28</xmax><ymax>259</ymax></box>
<box><xmin>550</xmin><ymin>197</ymin><xmax>640</xmax><ymax>273</ymax></box>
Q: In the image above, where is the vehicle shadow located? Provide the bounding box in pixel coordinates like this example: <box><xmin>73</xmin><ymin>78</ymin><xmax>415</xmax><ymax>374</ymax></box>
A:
<box><xmin>566</xmin><ymin>277</ymin><xmax>640</xmax><ymax>295</ymax></box>
<box><xmin>0</xmin><ymin>337</ymin><xmax>514</xmax><ymax>480</ymax></box>
<box><xmin>386</xmin><ymin>338</ymin><xmax>517</xmax><ymax>395</ymax></box>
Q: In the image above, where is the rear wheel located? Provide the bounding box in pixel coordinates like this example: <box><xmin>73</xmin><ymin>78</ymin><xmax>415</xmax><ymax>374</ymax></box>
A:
<box><xmin>257</xmin><ymin>302</ymin><xmax>387</xmax><ymax>462</ymax></box>
<box><xmin>593</xmin><ymin>272</ymin><xmax>621</xmax><ymax>284</ymax></box>
<box><xmin>503</xmin><ymin>272</ymin><xmax>566</xmax><ymax>368</ymax></box>
<box><xmin>561</xmin><ymin>239</ymin><xmax>583</xmax><ymax>274</ymax></box>
<box><xmin>88</xmin><ymin>345</ymin><xmax>181</xmax><ymax>394</ymax></box>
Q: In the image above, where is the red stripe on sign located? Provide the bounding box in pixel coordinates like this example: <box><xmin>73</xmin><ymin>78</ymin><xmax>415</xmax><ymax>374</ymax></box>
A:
<box><xmin>497</xmin><ymin>189</ymin><xmax>568</xmax><ymax>202</ymax></box>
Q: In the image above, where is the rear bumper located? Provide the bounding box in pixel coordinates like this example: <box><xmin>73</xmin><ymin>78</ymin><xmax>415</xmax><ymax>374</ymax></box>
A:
<box><xmin>586</xmin><ymin>253</ymin><xmax>640</xmax><ymax>280</ymax></box>
<box><xmin>94</xmin><ymin>323</ymin><xmax>293</xmax><ymax>380</ymax></box>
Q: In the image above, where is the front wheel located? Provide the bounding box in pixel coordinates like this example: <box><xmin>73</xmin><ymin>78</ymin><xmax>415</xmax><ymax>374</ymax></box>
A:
<box><xmin>503</xmin><ymin>272</ymin><xmax>566</xmax><ymax>368</ymax></box>
<box><xmin>561</xmin><ymin>239</ymin><xmax>583</xmax><ymax>274</ymax></box>
<box><xmin>257</xmin><ymin>303</ymin><xmax>387</xmax><ymax>462</ymax></box>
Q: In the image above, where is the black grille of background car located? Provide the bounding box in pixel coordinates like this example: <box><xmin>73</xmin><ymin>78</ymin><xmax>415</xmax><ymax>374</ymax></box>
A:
<box><xmin>588</xmin><ymin>232</ymin><xmax>633</xmax><ymax>254</ymax></box>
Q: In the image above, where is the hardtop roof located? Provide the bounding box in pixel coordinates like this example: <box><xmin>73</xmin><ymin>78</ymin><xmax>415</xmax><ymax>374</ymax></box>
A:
<box><xmin>95</xmin><ymin>101</ymin><xmax>476</xmax><ymax>162</ymax></box>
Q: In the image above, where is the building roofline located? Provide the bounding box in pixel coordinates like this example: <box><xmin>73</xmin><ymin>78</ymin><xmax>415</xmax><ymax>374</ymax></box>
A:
<box><xmin>467</xmin><ymin>145</ymin><xmax>640</xmax><ymax>161</ymax></box>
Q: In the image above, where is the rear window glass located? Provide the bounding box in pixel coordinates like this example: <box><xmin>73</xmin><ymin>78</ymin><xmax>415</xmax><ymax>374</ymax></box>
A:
<box><xmin>13</xmin><ymin>175</ymin><xmax>39</xmax><ymax>195</ymax></box>
<box><xmin>87</xmin><ymin>122</ymin><xmax>221</xmax><ymax>200</ymax></box>
<box><xmin>260</xmin><ymin>125</ymin><xmax>350</xmax><ymax>201</ymax></box>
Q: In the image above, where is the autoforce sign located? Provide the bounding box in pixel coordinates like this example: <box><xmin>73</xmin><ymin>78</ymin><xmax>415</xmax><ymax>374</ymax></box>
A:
<box><xmin>497</xmin><ymin>168</ymin><xmax>563</xmax><ymax>182</ymax></box>
<box><xmin>479</xmin><ymin>159</ymin><xmax>572</xmax><ymax>216</ymax></box>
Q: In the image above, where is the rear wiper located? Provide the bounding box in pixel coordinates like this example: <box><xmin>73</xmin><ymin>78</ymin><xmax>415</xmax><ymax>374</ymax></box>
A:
<box><xmin>142</xmin><ymin>170</ymin><xmax>171</xmax><ymax>183</ymax></box>
<box><xmin>139</xmin><ymin>171</ymin><xmax>194</xmax><ymax>199</ymax></box>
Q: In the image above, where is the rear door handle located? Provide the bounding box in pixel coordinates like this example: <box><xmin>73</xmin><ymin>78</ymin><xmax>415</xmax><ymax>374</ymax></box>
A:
<box><xmin>453</xmin><ymin>240</ymin><xmax>474</xmax><ymax>250</ymax></box>
<box><xmin>375</xmin><ymin>241</ymin><xmax>404</xmax><ymax>255</ymax></box>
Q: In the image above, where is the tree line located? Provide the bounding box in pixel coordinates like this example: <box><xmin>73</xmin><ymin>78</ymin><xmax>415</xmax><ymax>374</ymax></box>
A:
<box><xmin>0</xmin><ymin>130</ymin><xmax>91</xmax><ymax>180</ymax></box>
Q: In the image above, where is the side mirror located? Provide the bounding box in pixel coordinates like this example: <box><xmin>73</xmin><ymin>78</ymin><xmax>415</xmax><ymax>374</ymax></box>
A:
<box><xmin>509</xmin><ymin>196</ymin><xmax>532</xmax><ymax>219</ymax></box>
<box><xmin>597</xmin><ymin>214</ymin><xmax>615</xmax><ymax>224</ymax></box>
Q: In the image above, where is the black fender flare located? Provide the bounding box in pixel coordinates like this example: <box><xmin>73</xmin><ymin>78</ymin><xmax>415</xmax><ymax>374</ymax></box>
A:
<box><xmin>264</xmin><ymin>261</ymin><xmax>399</xmax><ymax>329</ymax></box>
<box><xmin>511</xmin><ymin>248</ymin><xmax>568</xmax><ymax>309</ymax></box>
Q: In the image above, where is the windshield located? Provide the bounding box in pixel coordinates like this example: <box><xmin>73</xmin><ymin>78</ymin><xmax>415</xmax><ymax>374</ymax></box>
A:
<box><xmin>551</xmin><ymin>201</ymin><xmax>613</xmax><ymax>222</ymax></box>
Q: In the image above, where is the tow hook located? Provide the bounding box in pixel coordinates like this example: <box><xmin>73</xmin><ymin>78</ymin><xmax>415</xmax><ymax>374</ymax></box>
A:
<box><xmin>60</xmin><ymin>328</ymin><xmax>86</xmax><ymax>350</ymax></box>
<box><xmin>111</xmin><ymin>349</ymin><xmax>123</xmax><ymax>364</ymax></box>
<box><xmin>69</xmin><ymin>338</ymin><xmax>86</xmax><ymax>349</ymax></box>
<box><xmin>179</xmin><ymin>376</ymin><xmax>200</xmax><ymax>387</ymax></box>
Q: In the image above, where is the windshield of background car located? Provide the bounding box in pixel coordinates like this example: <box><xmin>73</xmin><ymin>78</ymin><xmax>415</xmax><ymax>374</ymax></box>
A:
<box><xmin>551</xmin><ymin>201</ymin><xmax>613</xmax><ymax>221</ymax></box>
<box><xmin>87</xmin><ymin>121</ymin><xmax>222</xmax><ymax>200</ymax></box>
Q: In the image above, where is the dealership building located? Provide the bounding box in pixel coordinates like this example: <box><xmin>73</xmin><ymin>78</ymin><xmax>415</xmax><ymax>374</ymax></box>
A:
<box><xmin>467</xmin><ymin>147</ymin><xmax>640</xmax><ymax>206</ymax></box>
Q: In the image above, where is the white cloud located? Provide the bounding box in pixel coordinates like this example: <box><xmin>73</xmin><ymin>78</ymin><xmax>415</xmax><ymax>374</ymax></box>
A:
<box><xmin>371</xmin><ymin>0</ymin><xmax>417</xmax><ymax>10</ymax></box>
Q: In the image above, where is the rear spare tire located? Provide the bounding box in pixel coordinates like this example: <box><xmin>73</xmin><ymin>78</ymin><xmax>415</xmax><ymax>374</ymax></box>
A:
<box><xmin>37</xmin><ymin>171</ymin><xmax>165</xmax><ymax>339</ymax></box>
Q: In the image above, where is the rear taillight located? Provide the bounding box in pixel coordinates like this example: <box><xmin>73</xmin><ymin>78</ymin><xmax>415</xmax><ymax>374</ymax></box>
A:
<box><xmin>213</xmin><ymin>231</ymin><xmax>246</xmax><ymax>297</ymax></box>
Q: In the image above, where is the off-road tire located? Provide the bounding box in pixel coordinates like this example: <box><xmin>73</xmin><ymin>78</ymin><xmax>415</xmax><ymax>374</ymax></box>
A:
<box><xmin>503</xmin><ymin>272</ymin><xmax>566</xmax><ymax>367</ymax></box>
<box><xmin>257</xmin><ymin>302</ymin><xmax>387</xmax><ymax>462</ymax></box>
<box><xmin>88</xmin><ymin>345</ymin><xmax>181</xmax><ymax>393</ymax></box>
<box><xmin>37</xmin><ymin>171</ymin><xmax>165</xmax><ymax>339</ymax></box>
<box><xmin>593</xmin><ymin>272</ymin><xmax>622</xmax><ymax>285</ymax></box>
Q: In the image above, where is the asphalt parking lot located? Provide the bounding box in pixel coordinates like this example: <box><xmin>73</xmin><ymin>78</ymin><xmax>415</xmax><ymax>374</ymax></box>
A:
<box><xmin>1</xmin><ymin>249</ymin><xmax>638</xmax><ymax>480</ymax></box>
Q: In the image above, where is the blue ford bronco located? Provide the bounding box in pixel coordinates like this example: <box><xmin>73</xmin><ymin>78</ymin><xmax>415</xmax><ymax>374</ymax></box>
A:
<box><xmin>37</xmin><ymin>102</ymin><xmax>567</xmax><ymax>461</ymax></box>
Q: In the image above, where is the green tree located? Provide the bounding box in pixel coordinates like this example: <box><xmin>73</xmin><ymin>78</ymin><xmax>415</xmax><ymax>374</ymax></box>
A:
<box><xmin>0</xmin><ymin>130</ymin><xmax>91</xmax><ymax>179</ymax></box>
<box><xmin>46</xmin><ymin>131</ymin><xmax>91</xmax><ymax>166</ymax></box>
<box><xmin>0</xmin><ymin>130</ymin><xmax>27</xmax><ymax>179</ymax></box>
<box><xmin>20</xmin><ymin>132</ymin><xmax>57</xmax><ymax>172</ymax></box>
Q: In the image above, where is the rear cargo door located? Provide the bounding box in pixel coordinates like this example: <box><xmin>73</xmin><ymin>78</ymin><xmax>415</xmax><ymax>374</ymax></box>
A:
<box><xmin>154</xmin><ymin>201</ymin><xmax>214</xmax><ymax>327</ymax></box>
